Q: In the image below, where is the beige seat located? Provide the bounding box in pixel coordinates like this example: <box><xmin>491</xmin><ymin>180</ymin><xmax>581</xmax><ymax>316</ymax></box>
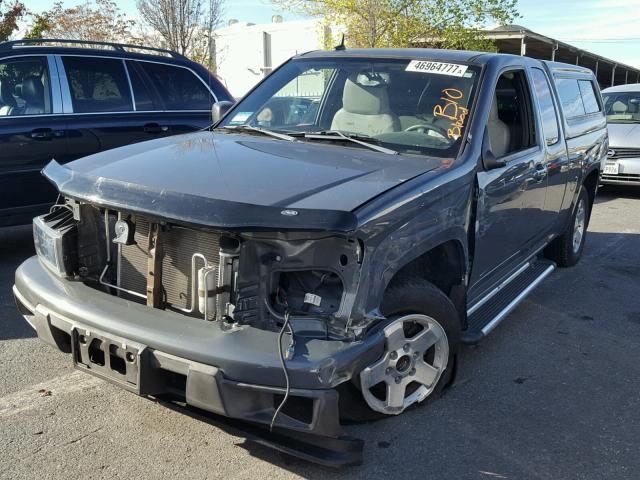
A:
<box><xmin>612</xmin><ymin>100</ymin><xmax>628</xmax><ymax>114</ymax></box>
<box><xmin>331</xmin><ymin>75</ymin><xmax>399</xmax><ymax>136</ymax></box>
<box><xmin>487</xmin><ymin>95</ymin><xmax>511</xmax><ymax>158</ymax></box>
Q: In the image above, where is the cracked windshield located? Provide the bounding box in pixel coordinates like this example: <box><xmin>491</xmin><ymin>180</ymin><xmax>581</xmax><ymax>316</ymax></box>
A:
<box><xmin>220</xmin><ymin>58</ymin><xmax>479</xmax><ymax>158</ymax></box>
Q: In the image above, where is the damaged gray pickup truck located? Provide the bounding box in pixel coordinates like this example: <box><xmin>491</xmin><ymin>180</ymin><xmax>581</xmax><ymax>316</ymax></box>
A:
<box><xmin>14</xmin><ymin>49</ymin><xmax>607</xmax><ymax>466</ymax></box>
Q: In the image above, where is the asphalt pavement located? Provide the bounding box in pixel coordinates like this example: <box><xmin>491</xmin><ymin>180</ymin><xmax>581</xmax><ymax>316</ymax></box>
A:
<box><xmin>1</xmin><ymin>186</ymin><xmax>639</xmax><ymax>480</ymax></box>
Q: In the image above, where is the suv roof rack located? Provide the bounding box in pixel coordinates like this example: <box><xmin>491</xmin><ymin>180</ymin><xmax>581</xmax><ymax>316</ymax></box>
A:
<box><xmin>0</xmin><ymin>38</ymin><xmax>187</xmax><ymax>59</ymax></box>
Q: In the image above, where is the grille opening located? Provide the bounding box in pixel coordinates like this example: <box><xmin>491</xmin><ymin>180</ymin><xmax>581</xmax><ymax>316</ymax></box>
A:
<box><xmin>88</xmin><ymin>339</ymin><xmax>105</xmax><ymax>366</ymax></box>
<box><xmin>273</xmin><ymin>394</ymin><xmax>315</xmax><ymax>425</ymax></box>
<box><xmin>109</xmin><ymin>345</ymin><xmax>126</xmax><ymax>375</ymax></box>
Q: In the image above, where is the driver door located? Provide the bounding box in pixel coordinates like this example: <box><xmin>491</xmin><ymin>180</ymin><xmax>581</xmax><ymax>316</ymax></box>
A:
<box><xmin>469</xmin><ymin>68</ymin><xmax>550</xmax><ymax>300</ymax></box>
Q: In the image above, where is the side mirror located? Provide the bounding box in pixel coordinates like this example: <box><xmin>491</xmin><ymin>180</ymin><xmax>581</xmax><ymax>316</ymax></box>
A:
<box><xmin>482</xmin><ymin>126</ymin><xmax>507</xmax><ymax>170</ymax></box>
<box><xmin>211</xmin><ymin>101</ymin><xmax>234</xmax><ymax>124</ymax></box>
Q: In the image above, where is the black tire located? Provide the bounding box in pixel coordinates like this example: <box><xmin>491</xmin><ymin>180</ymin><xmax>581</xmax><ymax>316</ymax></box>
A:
<box><xmin>338</xmin><ymin>279</ymin><xmax>461</xmax><ymax>422</ymax></box>
<box><xmin>545</xmin><ymin>187</ymin><xmax>590</xmax><ymax>267</ymax></box>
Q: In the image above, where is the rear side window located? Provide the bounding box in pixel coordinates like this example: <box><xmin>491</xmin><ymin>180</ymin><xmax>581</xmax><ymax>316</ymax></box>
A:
<box><xmin>63</xmin><ymin>57</ymin><xmax>133</xmax><ymax>113</ymax></box>
<box><xmin>137</xmin><ymin>61</ymin><xmax>213</xmax><ymax>110</ymax></box>
<box><xmin>555</xmin><ymin>78</ymin><xmax>585</xmax><ymax>118</ymax></box>
<box><xmin>578</xmin><ymin>80</ymin><xmax>600</xmax><ymax>114</ymax></box>
<box><xmin>125</xmin><ymin>61</ymin><xmax>157</xmax><ymax>111</ymax></box>
<box><xmin>531</xmin><ymin>68</ymin><xmax>560</xmax><ymax>145</ymax></box>
<box><xmin>0</xmin><ymin>56</ymin><xmax>52</xmax><ymax>116</ymax></box>
<box><xmin>555</xmin><ymin>77</ymin><xmax>601</xmax><ymax>119</ymax></box>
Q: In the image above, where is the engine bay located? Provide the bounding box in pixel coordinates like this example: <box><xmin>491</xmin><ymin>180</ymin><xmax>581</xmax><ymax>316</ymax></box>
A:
<box><xmin>56</xmin><ymin>199</ymin><xmax>364</xmax><ymax>340</ymax></box>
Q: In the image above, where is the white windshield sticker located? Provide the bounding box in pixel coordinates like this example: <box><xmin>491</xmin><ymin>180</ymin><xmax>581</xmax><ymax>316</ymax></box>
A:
<box><xmin>406</xmin><ymin>60</ymin><xmax>468</xmax><ymax>77</ymax></box>
<box><xmin>229</xmin><ymin>112</ymin><xmax>252</xmax><ymax>125</ymax></box>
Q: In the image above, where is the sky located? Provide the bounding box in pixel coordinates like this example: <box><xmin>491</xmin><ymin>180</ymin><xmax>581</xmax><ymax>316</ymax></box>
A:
<box><xmin>19</xmin><ymin>0</ymin><xmax>640</xmax><ymax>68</ymax></box>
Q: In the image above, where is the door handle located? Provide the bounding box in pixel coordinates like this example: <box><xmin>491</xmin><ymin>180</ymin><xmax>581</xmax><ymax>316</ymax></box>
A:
<box><xmin>143</xmin><ymin>123</ymin><xmax>168</xmax><ymax>134</ymax></box>
<box><xmin>534</xmin><ymin>163</ymin><xmax>548</xmax><ymax>181</ymax></box>
<box><xmin>31</xmin><ymin>128</ymin><xmax>52</xmax><ymax>140</ymax></box>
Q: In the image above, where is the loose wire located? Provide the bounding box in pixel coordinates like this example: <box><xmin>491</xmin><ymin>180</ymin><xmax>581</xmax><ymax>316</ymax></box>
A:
<box><xmin>270</xmin><ymin>309</ymin><xmax>294</xmax><ymax>432</ymax></box>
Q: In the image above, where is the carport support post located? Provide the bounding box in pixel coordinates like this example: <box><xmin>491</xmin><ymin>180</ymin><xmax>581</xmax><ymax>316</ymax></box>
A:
<box><xmin>520</xmin><ymin>36</ymin><xmax>526</xmax><ymax>56</ymax></box>
<box><xmin>611</xmin><ymin>64</ymin><xmax>617</xmax><ymax>87</ymax></box>
<box><xmin>551</xmin><ymin>43</ymin><xmax>558</xmax><ymax>61</ymax></box>
<box><xmin>625</xmin><ymin>70</ymin><xmax>629</xmax><ymax>84</ymax></box>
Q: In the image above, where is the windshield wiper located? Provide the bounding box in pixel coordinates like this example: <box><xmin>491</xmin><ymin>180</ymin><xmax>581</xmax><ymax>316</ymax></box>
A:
<box><xmin>221</xmin><ymin>125</ymin><xmax>297</xmax><ymax>142</ymax></box>
<box><xmin>301</xmin><ymin>130</ymin><xmax>398</xmax><ymax>155</ymax></box>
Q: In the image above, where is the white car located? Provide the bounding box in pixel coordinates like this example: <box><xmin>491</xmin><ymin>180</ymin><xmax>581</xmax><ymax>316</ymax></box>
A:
<box><xmin>601</xmin><ymin>83</ymin><xmax>640</xmax><ymax>185</ymax></box>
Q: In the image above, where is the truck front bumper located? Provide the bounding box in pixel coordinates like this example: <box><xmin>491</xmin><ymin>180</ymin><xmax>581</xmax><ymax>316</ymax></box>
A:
<box><xmin>14</xmin><ymin>256</ymin><xmax>383</xmax><ymax>465</ymax></box>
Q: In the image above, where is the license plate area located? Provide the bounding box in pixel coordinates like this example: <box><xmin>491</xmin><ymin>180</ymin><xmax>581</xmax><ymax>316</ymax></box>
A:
<box><xmin>604</xmin><ymin>163</ymin><xmax>619</xmax><ymax>175</ymax></box>
<box><xmin>71</xmin><ymin>327</ymin><xmax>144</xmax><ymax>393</ymax></box>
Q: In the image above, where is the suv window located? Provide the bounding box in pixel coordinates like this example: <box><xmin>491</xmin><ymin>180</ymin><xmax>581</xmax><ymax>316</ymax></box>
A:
<box><xmin>531</xmin><ymin>68</ymin><xmax>560</xmax><ymax>145</ymax></box>
<box><xmin>0</xmin><ymin>56</ymin><xmax>51</xmax><ymax>116</ymax></box>
<box><xmin>62</xmin><ymin>57</ymin><xmax>133</xmax><ymax>113</ymax></box>
<box><xmin>137</xmin><ymin>61</ymin><xmax>213</xmax><ymax>111</ymax></box>
<box><xmin>125</xmin><ymin>61</ymin><xmax>157</xmax><ymax>111</ymax></box>
<box><xmin>489</xmin><ymin>70</ymin><xmax>537</xmax><ymax>158</ymax></box>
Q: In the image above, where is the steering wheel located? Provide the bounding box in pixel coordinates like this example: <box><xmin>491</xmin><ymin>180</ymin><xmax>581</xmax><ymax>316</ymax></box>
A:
<box><xmin>404</xmin><ymin>123</ymin><xmax>449</xmax><ymax>139</ymax></box>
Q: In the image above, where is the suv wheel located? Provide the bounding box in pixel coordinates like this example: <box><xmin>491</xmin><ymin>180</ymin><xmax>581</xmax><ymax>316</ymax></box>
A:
<box><xmin>339</xmin><ymin>279</ymin><xmax>460</xmax><ymax>422</ymax></box>
<box><xmin>545</xmin><ymin>187</ymin><xmax>590</xmax><ymax>267</ymax></box>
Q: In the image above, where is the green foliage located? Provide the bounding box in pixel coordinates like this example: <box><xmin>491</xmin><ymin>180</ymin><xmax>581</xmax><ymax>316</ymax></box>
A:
<box><xmin>24</xmin><ymin>13</ymin><xmax>52</xmax><ymax>39</ymax></box>
<box><xmin>272</xmin><ymin>0</ymin><xmax>518</xmax><ymax>51</ymax></box>
<box><xmin>0</xmin><ymin>0</ymin><xmax>25</xmax><ymax>42</ymax></box>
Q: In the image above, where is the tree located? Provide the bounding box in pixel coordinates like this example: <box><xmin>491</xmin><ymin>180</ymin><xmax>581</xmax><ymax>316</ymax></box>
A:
<box><xmin>24</xmin><ymin>0</ymin><xmax>135</xmax><ymax>43</ymax></box>
<box><xmin>23</xmin><ymin>13</ymin><xmax>52</xmax><ymax>39</ymax></box>
<box><xmin>136</xmin><ymin>0</ymin><xmax>224</xmax><ymax>67</ymax></box>
<box><xmin>272</xmin><ymin>0</ymin><xmax>518</xmax><ymax>51</ymax></box>
<box><xmin>0</xmin><ymin>0</ymin><xmax>25</xmax><ymax>41</ymax></box>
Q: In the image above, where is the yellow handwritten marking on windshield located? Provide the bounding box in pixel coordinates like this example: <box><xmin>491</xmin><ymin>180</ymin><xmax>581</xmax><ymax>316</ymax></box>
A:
<box><xmin>433</xmin><ymin>88</ymin><xmax>469</xmax><ymax>140</ymax></box>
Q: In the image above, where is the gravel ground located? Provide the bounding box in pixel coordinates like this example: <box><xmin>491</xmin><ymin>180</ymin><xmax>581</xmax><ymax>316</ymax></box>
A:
<box><xmin>1</xmin><ymin>185</ymin><xmax>639</xmax><ymax>480</ymax></box>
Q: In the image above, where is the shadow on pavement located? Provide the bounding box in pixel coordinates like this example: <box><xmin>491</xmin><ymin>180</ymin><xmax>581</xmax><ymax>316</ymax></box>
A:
<box><xmin>596</xmin><ymin>184</ymin><xmax>640</xmax><ymax>204</ymax></box>
<box><xmin>1</xmin><ymin>225</ymin><xmax>36</xmax><ymax>341</ymax></box>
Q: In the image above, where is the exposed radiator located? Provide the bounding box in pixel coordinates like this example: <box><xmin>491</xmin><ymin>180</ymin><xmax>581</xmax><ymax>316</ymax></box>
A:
<box><xmin>118</xmin><ymin>216</ymin><xmax>221</xmax><ymax>318</ymax></box>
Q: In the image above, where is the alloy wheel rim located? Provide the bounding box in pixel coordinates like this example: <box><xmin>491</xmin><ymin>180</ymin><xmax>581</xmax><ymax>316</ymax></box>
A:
<box><xmin>360</xmin><ymin>314</ymin><xmax>449</xmax><ymax>415</ymax></box>
<box><xmin>573</xmin><ymin>198</ymin><xmax>586</xmax><ymax>254</ymax></box>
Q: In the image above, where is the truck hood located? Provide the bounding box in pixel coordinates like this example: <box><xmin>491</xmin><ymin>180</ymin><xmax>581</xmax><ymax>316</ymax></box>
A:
<box><xmin>607</xmin><ymin>122</ymin><xmax>640</xmax><ymax>148</ymax></box>
<box><xmin>44</xmin><ymin>131</ymin><xmax>443</xmax><ymax>231</ymax></box>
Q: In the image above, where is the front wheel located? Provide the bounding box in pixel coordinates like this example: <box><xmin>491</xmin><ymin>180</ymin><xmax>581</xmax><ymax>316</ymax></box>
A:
<box><xmin>545</xmin><ymin>188</ymin><xmax>590</xmax><ymax>267</ymax></box>
<box><xmin>339</xmin><ymin>279</ymin><xmax>460</xmax><ymax>422</ymax></box>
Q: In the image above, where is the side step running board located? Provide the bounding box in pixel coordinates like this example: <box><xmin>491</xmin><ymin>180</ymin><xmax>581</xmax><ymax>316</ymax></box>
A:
<box><xmin>461</xmin><ymin>260</ymin><xmax>556</xmax><ymax>344</ymax></box>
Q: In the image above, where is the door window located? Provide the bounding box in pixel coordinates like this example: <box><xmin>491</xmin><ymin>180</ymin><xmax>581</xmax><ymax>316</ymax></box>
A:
<box><xmin>0</xmin><ymin>56</ymin><xmax>52</xmax><ymax>116</ymax></box>
<box><xmin>62</xmin><ymin>57</ymin><xmax>133</xmax><ymax>113</ymax></box>
<box><xmin>125</xmin><ymin>61</ymin><xmax>157</xmax><ymax>111</ymax></box>
<box><xmin>137</xmin><ymin>61</ymin><xmax>214</xmax><ymax>110</ymax></box>
<box><xmin>531</xmin><ymin>68</ymin><xmax>560</xmax><ymax>145</ymax></box>
<box><xmin>488</xmin><ymin>70</ymin><xmax>537</xmax><ymax>158</ymax></box>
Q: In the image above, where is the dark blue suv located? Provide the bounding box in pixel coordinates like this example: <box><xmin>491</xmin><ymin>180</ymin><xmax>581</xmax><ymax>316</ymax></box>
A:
<box><xmin>0</xmin><ymin>39</ymin><xmax>233</xmax><ymax>227</ymax></box>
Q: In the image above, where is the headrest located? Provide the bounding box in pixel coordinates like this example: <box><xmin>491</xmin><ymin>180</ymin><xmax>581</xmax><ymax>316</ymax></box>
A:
<box><xmin>490</xmin><ymin>94</ymin><xmax>500</xmax><ymax>121</ymax></box>
<box><xmin>0</xmin><ymin>80</ymin><xmax>16</xmax><ymax>107</ymax></box>
<box><xmin>612</xmin><ymin>100</ymin><xmax>627</xmax><ymax>114</ymax></box>
<box><xmin>22</xmin><ymin>77</ymin><xmax>44</xmax><ymax>106</ymax></box>
<box><xmin>14</xmin><ymin>84</ymin><xmax>22</xmax><ymax>97</ymax></box>
<box><xmin>342</xmin><ymin>74</ymin><xmax>390</xmax><ymax>115</ymax></box>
